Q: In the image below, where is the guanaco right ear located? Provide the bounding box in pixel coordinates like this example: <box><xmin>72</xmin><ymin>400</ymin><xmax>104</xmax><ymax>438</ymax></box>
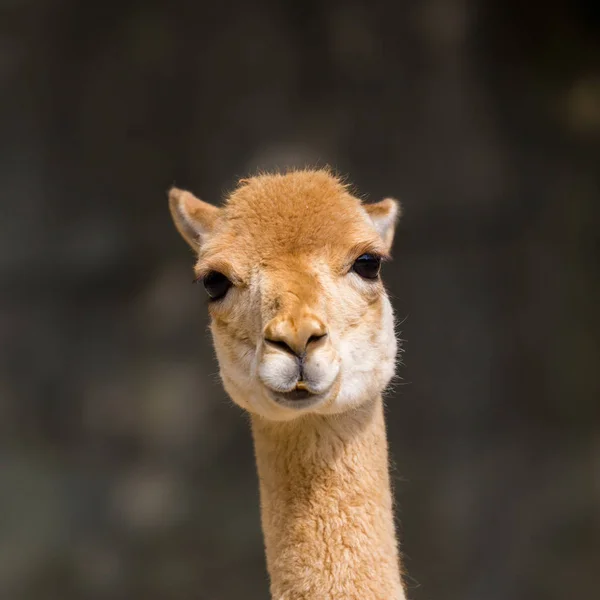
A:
<box><xmin>168</xmin><ymin>187</ymin><xmax>221</xmax><ymax>251</ymax></box>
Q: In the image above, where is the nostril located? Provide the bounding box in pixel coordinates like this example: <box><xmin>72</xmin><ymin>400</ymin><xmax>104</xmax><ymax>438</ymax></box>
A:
<box><xmin>307</xmin><ymin>333</ymin><xmax>327</xmax><ymax>347</ymax></box>
<box><xmin>265</xmin><ymin>338</ymin><xmax>297</xmax><ymax>357</ymax></box>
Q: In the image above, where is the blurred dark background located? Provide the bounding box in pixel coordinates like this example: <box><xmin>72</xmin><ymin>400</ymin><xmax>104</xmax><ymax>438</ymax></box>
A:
<box><xmin>1</xmin><ymin>1</ymin><xmax>599</xmax><ymax>599</ymax></box>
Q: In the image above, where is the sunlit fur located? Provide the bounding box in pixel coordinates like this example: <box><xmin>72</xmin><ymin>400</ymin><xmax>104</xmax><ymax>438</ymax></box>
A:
<box><xmin>169</xmin><ymin>170</ymin><xmax>406</xmax><ymax>599</ymax></box>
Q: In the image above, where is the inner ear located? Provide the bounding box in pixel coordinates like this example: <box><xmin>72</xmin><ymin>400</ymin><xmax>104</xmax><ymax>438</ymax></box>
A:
<box><xmin>364</xmin><ymin>198</ymin><xmax>401</xmax><ymax>252</ymax></box>
<box><xmin>168</xmin><ymin>187</ymin><xmax>221</xmax><ymax>251</ymax></box>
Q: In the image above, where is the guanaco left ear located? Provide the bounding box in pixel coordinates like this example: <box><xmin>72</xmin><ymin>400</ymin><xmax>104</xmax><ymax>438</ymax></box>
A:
<box><xmin>168</xmin><ymin>187</ymin><xmax>221</xmax><ymax>251</ymax></box>
<box><xmin>364</xmin><ymin>198</ymin><xmax>402</xmax><ymax>253</ymax></box>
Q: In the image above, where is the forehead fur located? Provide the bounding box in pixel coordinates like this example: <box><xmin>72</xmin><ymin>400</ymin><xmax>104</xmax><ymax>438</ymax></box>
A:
<box><xmin>200</xmin><ymin>170</ymin><xmax>382</xmax><ymax>270</ymax></box>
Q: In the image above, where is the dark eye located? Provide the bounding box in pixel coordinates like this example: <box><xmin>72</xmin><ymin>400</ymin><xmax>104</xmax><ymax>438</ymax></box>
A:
<box><xmin>202</xmin><ymin>271</ymin><xmax>232</xmax><ymax>300</ymax></box>
<box><xmin>352</xmin><ymin>254</ymin><xmax>381</xmax><ymax>279</ymax></box>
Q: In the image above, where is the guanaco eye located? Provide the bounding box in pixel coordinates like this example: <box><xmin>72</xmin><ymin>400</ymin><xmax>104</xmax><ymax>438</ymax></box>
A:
<box><xmin>352</xmin><ymin>254</ymin><xmax>382</xmax><ymax>279</ymax></box>
<box><xmin>202</xmin><ymin>271</ymin><xmax>232</xmax><ymax>300</ymax></box>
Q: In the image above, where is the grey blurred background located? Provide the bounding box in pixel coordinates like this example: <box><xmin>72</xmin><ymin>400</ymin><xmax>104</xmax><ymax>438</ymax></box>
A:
<box><xmin>1</xmin><ymin>1</ymin><xmax>599</xmax><ymax>599</ymax></box>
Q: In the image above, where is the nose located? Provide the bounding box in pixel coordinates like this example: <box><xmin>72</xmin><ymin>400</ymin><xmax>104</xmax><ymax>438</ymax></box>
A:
<box><xmin>264</xmin><ymin>312</ymin><xmax>327</xmax><ymax>357</ymax></box>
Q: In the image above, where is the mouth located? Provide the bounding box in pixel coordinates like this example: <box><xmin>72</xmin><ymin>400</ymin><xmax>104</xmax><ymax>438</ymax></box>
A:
<box><xmin>277</xmin><ymin>387</ymin><xmax>313</xmax><ymax>402</ymax></box>
<box><xmin>269</xmin><ymin>384</ymin><xmax>324</xmax><ymax>409</ymax></box>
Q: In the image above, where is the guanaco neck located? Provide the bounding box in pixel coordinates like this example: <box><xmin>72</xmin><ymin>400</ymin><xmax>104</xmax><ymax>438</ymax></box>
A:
<box><xmin>251</xmin><ymin>396</ymin><xmax>405</xmax><ymax>600</ymax></box>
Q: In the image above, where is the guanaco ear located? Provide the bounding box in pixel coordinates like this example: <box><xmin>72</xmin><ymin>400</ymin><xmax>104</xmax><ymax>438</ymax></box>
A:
<box><xmin>168</xmin><ymin>187</ymin><xmax>221</xmax><ymax>251</ymax></box>
<box><xmin>364</xmin><ymin>198</ymin><xmax>401</xmax><ymax>252</ymax></box>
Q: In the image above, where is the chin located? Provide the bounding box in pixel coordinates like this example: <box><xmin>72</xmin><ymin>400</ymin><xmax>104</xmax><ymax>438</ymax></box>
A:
<box><xmin>259</xmin><ymin>383</ymin><xmax>340</xmax><ymax>421</ymax></box>
<box><xmin>220</xmin><ymin>371</ymin><xmax>333</xmax><ymax>422</ymax></box>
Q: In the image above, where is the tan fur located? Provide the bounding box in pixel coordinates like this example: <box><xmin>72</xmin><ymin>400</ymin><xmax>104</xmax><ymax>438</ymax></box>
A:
<box><xmin>168</xmin><ymin>169</ymin><xmax>406</xmax><ymax>599</ymax></box>
<box><xmin>253</xmin><ymin>399</ymin><xmax>403</xmax><ymax>600</ymax></box>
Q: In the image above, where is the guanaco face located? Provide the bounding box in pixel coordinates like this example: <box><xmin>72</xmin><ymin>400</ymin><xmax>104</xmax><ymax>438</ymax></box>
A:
<box><xmin>169</xmin><ymin>170</ymin><xmax>400</xmax><ymax>421</ymax></box>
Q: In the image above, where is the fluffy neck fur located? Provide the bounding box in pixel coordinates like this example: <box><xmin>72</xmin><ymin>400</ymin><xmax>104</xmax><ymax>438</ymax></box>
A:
<box><xmin>251</xmin><ymin>395</ymin><xmax>405</xmax><ymax>600</ymax></box>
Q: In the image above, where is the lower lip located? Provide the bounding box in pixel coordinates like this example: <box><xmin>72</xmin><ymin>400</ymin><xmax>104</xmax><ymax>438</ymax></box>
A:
<box><xmin>277</xmin><ymin>388</ymin><xmax>313</xmax><ymax>402</ymax></box>
<box><xmin>271</xmin><ymin>390</ymin><xmax>324</xmax><ymax>409</ymax></box>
